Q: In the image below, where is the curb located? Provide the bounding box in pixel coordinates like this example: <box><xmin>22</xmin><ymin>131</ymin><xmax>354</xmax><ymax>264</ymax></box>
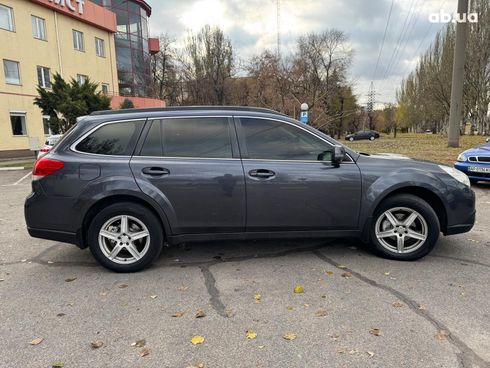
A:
<box><xmin>0</xmin><ymin>167</ymin><xmax>26</xmax><ymax>171</ymax></box>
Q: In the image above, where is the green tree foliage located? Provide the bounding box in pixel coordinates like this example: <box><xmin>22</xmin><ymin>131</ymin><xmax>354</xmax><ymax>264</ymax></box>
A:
<box><xmin>34</xmin><ymin>73</ymin><xmax>111</xmax><ymax>134</ymax></box>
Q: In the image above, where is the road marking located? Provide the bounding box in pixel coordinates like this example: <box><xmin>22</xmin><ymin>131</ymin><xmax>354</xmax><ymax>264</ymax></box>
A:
<box><xmin>1</xmin><ymin>171</ymin><xmax>31</xmax><ymax>186</ymax></box>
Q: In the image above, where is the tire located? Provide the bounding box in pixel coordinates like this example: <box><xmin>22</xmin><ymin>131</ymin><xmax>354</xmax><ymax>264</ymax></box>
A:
<box><xmin>369</xmin><ymin>136</ymin><xmax>375</xmax><ymax>141</ymax></box>
<box><xmin>370</xmin><ymin>194</ymin><xmax>440</xmax><ymax>261</ymax></box>
<box><xmin>87</xmin><ymin>202</ymin><xmax>163</xmax><ymax>272</ymax></box>
<box><xmin>470</xmin><ymin>179</ymin><xmax>479</xmax><ymax>185</ymax></box>
<box><xmin>349</xmin><ymin>137</ymin><xmax>354</xmax><ymax>141</ymax></box>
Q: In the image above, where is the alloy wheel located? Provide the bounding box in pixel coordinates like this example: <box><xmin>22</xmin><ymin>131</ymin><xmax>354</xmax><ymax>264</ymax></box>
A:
<box><xmin>98</xmin><ymin>215</ymin><xmax>151</xmax><ymax>264</ymax></box>
<box><xmin>375</xmin><ymin>207</ymin><xmax>428</xmax><ymax>254</ymax></box>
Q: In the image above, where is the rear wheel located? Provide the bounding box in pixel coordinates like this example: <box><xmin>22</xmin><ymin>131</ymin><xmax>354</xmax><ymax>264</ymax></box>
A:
<box><xmin>370</xmin><ymin>194</ymin><xmax>440</xmax><ymax>261</ymax></box>
<box><xmin>369</xmin><ymin>136</ymin><xmax>375</xmax><ymax>141</ymax></box>
<box><xmin>88</xmin><ymin>202</ymin><xmax>163</xmax><ymax>272</ymax></box>
<box><xmin>349</xmin><ymin>137</ymin><xmax>354</xmax><ymax>141</ymax></box>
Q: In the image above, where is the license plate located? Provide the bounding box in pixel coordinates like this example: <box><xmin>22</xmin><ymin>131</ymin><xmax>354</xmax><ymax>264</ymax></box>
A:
<box><xmin>469</xmin><ymin>166</ymin><xmax>490</xmax><ymax>173</ymax></box>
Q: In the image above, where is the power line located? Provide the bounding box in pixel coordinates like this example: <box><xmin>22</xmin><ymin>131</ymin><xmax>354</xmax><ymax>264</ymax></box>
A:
<box><xmin>372</xmin><ymin>0</ymin><xmax>395</xmax><ymax>81</ymax></box>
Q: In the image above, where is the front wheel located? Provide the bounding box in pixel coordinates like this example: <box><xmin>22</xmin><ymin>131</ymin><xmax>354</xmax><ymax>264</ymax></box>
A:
<box><xmin>369</xmin><ymin>136</ymin><xmax>375</xmax><ymax>141</ymax></box>
<box><xmin>470</xmin><ymin>179</ymin><xmax>479</xmax><ymax>185</ymax></box>
<box><xmin>349</xmin><ymin>137</ymin><xmax>354</xmax><ymax>141</ymax></box>
<box><xmin>88</xmin><ymin>202</ymin><xmax>163</xmax><ymax>272</ymax></box>
<box><xmin>370</xmin><ymin>194</ymin><xmax>440</xmax><ymax>261</ymax></box>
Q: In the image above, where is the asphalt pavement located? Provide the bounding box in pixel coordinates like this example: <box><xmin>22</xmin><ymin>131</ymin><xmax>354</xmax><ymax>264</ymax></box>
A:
<box><xmin>0</xmin><ymin>170</ymin><xmax>489</xmax><ymax>368</ymax></box>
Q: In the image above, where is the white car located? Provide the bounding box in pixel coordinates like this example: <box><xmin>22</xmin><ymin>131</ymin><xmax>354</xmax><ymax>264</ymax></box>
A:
<box><xmin>37</xmin><ymin>134</ymin><xmax>62</xmax><ymax>159</ymax></box>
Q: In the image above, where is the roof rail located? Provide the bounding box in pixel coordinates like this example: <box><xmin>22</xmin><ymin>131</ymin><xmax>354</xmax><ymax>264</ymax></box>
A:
<box><xmin>89</xmin><ymin>106</ymin><xmax>286</xmax><ymax>117</ymax></box>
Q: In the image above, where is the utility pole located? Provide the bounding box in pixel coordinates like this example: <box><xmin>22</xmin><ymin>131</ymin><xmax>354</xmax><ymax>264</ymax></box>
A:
<box><xmin>338</xmin><ymin>94</ymin><xmax>344</xmax><ymax>139</ymax></box>
<box><xmin>367</xmin><ymin>82</ymin><xmax>375</xmax><ymax>130</ymax></box>
<box><xmin>448</xmin><ymin>0</ymin><xmax>469</xmax><ymax>147</ymax></box>
<box><xmin>276</xmin><ymin>0</ymin><xmax>281</xmax><ymax>59</ymax></box>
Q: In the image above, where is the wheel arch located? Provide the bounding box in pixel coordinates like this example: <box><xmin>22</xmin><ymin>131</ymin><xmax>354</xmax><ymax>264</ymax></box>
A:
<box><xmin>361</xmin><ymin>186</ymin><xmax>448</xmax><ymax>241</ymax></box>
<box><xmin>79</xmin><ymin>194</ymin><xmax>171</xmax><ymax>249</ymax></box>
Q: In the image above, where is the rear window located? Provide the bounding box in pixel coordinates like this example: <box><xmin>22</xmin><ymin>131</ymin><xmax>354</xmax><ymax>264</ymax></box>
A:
<box><xmin>76</xmin><ymin>120</ymin><xmax>144</xmax><ymax>155</ymax></box>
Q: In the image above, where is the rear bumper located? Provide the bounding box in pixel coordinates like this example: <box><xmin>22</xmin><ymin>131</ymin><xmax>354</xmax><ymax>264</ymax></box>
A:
<box><xmin>27</xmin><ymin>227</ymin><xmax>80</xmax><ymax>246</ymax></box>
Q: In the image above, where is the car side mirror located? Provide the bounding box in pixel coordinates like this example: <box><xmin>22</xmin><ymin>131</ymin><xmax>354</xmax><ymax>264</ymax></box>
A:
<box><xmin>331</xmin><ymin>145</ymin><xmax>345</xmax><ymax>167</ymax></box>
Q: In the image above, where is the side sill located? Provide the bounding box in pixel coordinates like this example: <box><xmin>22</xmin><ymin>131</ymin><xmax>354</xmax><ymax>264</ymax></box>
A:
<box><xmin>167</xmin><ymin>230</ymin><xmax>361</xmax><ymax>245</ymax></box>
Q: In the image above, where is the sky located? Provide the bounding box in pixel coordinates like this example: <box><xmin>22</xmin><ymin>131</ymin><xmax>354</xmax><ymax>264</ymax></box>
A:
<box><xmin>146</xmin><ymin>0</ymin><xmax>458</xmax><ymax>108</ymax></box>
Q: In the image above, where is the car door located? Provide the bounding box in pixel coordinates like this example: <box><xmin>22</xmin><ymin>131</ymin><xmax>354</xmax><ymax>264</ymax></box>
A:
<box><xmin>130</xmin><ymin>116</ymin><xmax>246</xmax><ymax>234</ymax></box>
<box><xmin>236</xmin><ymin>116</ymin><xmax>361</xmax><ymax>231</ymax></box>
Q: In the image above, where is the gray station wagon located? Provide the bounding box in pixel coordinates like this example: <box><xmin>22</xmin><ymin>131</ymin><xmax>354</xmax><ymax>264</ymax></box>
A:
<box><xmin>25</xmin><ymin>107</ymin><xmax>476</xmax><ymax>272</ymax></box>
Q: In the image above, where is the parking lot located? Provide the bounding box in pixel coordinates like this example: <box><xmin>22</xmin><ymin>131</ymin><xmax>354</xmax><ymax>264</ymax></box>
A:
<box><xmin>0</xmin><ymin>169</ymin><xmax>489</xmax><ymax>368</ymax></box>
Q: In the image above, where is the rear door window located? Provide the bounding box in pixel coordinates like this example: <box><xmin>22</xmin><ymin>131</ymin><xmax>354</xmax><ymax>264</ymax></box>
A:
<box><xmin>140</xmin><ymin>117</ymin><xmax>233</xmax><ymax>158</ymax></box>
<box><xmin>75</xmin><ymin>120</ymin><xmax>144</xmax><ymax>155</ymax></box>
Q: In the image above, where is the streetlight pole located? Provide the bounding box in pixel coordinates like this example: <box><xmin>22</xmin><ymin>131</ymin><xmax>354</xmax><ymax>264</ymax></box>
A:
<box><xmin>448</xmin><ymin>0</ymin><xmax>469</xmax><ymax>147</ymax></box>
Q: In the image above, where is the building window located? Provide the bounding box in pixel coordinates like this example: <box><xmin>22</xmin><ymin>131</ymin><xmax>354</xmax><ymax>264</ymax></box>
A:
<box><xmin>10</xmin><ymin>113</ymin><xmax>27</xmax><ymax>136</ymax></box>
<box><xmin>37</xmin><ymin>66</ymin><xmax>51</xmax><ymax>88</ymax></box>
<box><xmin>0</xmin><ymin>4</ymin><xmax>14</xmax><ymax>32</ymax></box>
<box><xmin>3</xmin><ymin>59</ymin><xmax>20</xmax><ymax>85</ymax></box>
<box><xmin>101</xmin><ymin>83</ymin><xmax>109</xmax><ymax>94</ymax></box>
<box><xmin>42</xmin><ymin>116</ymin><xmax>51</xmax><ymax>135</ymax></box>
<box><xmin>77</xmin><ymin>74</ymin><xmax>88</xmax><ymax>85</ymax></box>
<box><xmin>31</xmin><ymin>15</ymin><xmax>46</xmax><ymax>40</ymax></box>
<box><xmin>73</xmin><ymin>30</ymin><xmax>84</xmax><ymax>51</ymax></box>
<box><xmin>95</xmin><ymin>37</ymin><xmax>105</xmax><ymax>57</ymax></box>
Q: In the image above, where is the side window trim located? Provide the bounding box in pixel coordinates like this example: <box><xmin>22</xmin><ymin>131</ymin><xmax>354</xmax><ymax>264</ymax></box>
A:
<box><xmin>235</xmin><ymin>116</ymin><xmax>353</xmax><ymax>163</ymax></box>
<box><xmin>70</xmin><ymin>118</ymin><xmax>147</xmax><ymax>157</ymax></box>
<box><xmin>135</xmin><ymin>116</ymin><xmax>240</xmax><ymax>160</ymax></box>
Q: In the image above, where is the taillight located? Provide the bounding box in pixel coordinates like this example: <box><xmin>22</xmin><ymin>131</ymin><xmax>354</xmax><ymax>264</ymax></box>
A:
<box><xmin>32</xmin><ymin>158</ymin><xmax>64</xmax><ymax>177</ymax></box>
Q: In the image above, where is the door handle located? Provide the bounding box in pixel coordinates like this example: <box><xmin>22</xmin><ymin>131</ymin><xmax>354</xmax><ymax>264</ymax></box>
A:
<box><xmin>248</xmin><ymin>169</ymin><xmax>275</xmax><ymax>179</ymax></box>
<box><xmin>142</xmin><ymin>167</ymin><xmax>170</xmax><ymax>176</ymax></box>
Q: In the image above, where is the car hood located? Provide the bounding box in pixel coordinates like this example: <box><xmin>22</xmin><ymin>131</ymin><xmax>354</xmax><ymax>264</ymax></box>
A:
<box><xmin>463</xmin><ymin>144</ymin><xmax>490</xmax><ymax>155</ymax></box>
<box><xmin>356</xmin><ymin>152</ymin><xmax>445</xmax><ymax>169</ymax></box>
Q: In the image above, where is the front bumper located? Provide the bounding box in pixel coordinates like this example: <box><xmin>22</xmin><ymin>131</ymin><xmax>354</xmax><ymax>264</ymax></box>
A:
<box><xmin>455</xmin><ymin>161</ymin><xmax>490</xmax><ymax>181</ymax></box>
<box><xmin>445</xmin><ymin>210</ymin><xmax>476</xmax><ymax>235</ymax></box>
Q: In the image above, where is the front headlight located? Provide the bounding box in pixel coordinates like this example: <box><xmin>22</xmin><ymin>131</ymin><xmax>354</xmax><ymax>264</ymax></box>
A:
<box><xmin>439</xmin><ymin>165</ymin><xmax>470</xmax><ymax>187</ymax></box>
<box><xmin>457</xmin><ymin>153</ymin><xmax>467</xmax><ymax>162</ymax></box>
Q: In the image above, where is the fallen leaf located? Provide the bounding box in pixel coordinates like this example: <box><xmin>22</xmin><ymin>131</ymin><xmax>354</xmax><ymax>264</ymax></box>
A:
<box><xmin>286</xmin><ymin>305</ymin><xmax>294</xmax><ymax>311</ymax></box>
<box><xmin>51</xmin><ymin>362</ymin><xmax>64</xmax><ymax>368</ymax></box>
<box><xmin>131</xmin><ymin>339</ymin><xmax>146</xmax><ymax>348</ymax></box>
<box><xmin>341</xmin><ymin>272</ymin><xmax>352</xmax><ymax>278</ymax></box>
<box><xmin>64</xmin><ymin>277</ymin><xmax>77</xmax><ymax>282</ymax></box>
<box><xmin>56</xmin><ymin>313</ymin><xmax>65</xmax><ymax>317</ymax></box>
<box><xmin>99</xmin><ymin>291</ymin><xmax>108</xmax><ymax>296</ymax></box>
<box><xmin>47</xmin><ymin>261</ymin><xmax>54</xmax><ymax>264</ymax></box>
<box><xmin>367</xmin><ymin>351</ymin><xmax>375</xmax><ymax>357</ymax></box>
<box><xmin>139</xmin><ymin>346</ymin><xmax>151</xmax><ymax>357</ymax></box>
<box><xmin>392</xmin><ymin>301</ymin><xmax>404</xmax><ymax>308</ymax></box>
<box><xmin>321</xmin><ymin>295</ymin><xmax>327</xmax><ymax>299</ymax></box>
<box><xmin>294</xmin><ymin>285</ymin><xmax>304</xmax><ymax>293</ymax></box>
<box><xmin>337</xmin><ymin>265</ymin><xmax>347</xmax><ymax>269</ymax></box>
<box><xmin>369</xmin><ymin>328</ymin><xmax>382</xmax><ymax>336</ymax></box>
<box><xmin>118</xmin><ymin>284</ymin><xmax>128</xmax><ymax>289</ymax></box>
<box><xmin>186</xmin><ymin>364</ymin><xmax>205</xmax><ymax>368</ymax></box>
<box><xmin>191</xmin><ymin>335</ymin><xmax>205</xmax><ymax>345</ymax></box>
<box><xmin>178</xmin><ymin>285</ymin><xmax>189</xmax><ymax>291</ymax></box>
<box><xmin>303</xmin><ymin>303</ymin><xmax>310</xmax><ymax>308</ymax></box>
<box><xmin>258</xmin><ymin>345</ymin><xmax>265</xmax><ymax>349</ymax></box>
<box><xmin>418</xmin><ymin>304</ymin><xmax>427</xmax><ymax>311</ymax></box>
<box><xmin>0</xmin><ymin>279</ymin><xmax>4</xmax><ymax>282</ymax></box>
<box><xmin>435</xmin><ymin>330</ymin><xmax>450</xmax><ymax>340</ymax></box>
<box><xmin>225</xmin><ymin>309</ymin><xmax>235</xmax><ymax>318</ymax></box>
<box><xmin>246</xmin><ymin>330</ymin><xmax>257</xmax><ymax>339</ymax></box>
<box><xmin>150</xmin><ymin>295</ymin><xmax>158</xmax><ymax>299</ymax></box>
<box><xmin>315</xmin><ymin>309</ymin><xmax>328</xmax><ymax>317</ymax></box>
<box><xmin>91</xmin><ymin>340</ymin><xmax>104</xmax><ymax>349</ymax></box>
<box><xmin>325</xmin><ymin>271</ymin><xmax>334</xmax><ymax>276</ymax></box>
<box><xmin>195</xmin><ymin>310</ymin><xmax>206</xmax><ymax>318</ymax></box>
<box><xmin>30</xmin><ymin>337</ymin><xmax>43</xmax><ymax>345</ymax></box>
<box><xmin>384</xmin><ymin>272</ymin><xmax>390</xmax><ymax>276</ymax></box>
<box><xmin>172</xmin><ymin>312</ymin><xmax>184</xmax><ymax>318</ymax></box>
<box><xmin>283</xmin><ymin>332</ymin><xmax>297</xmax><ymax>341</ymax></box>
<box><xmin>254</xmin><ymin>293</ymin><xmax>262</xmax><ymax>302</ymax></box>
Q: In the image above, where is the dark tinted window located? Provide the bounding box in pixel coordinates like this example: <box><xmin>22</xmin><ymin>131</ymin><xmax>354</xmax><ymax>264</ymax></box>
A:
<box><xmin>140</xmin><ymin>120</ymin><xmax>163</xmax><ymax>156</ymax></box>
<box><xmin>241</xmin><ymin>118</ymin><xmax>330</xmax><ymax>161</ymax></box>
<box><xmin>153</xmin><ymin>117</ymin><xmax>232</xmax><ymax>158</ymax></box>
<box><xmin>76</xmin><ymin>120</ymin><xmax>144</xmax><ymax>155</ymax></box>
